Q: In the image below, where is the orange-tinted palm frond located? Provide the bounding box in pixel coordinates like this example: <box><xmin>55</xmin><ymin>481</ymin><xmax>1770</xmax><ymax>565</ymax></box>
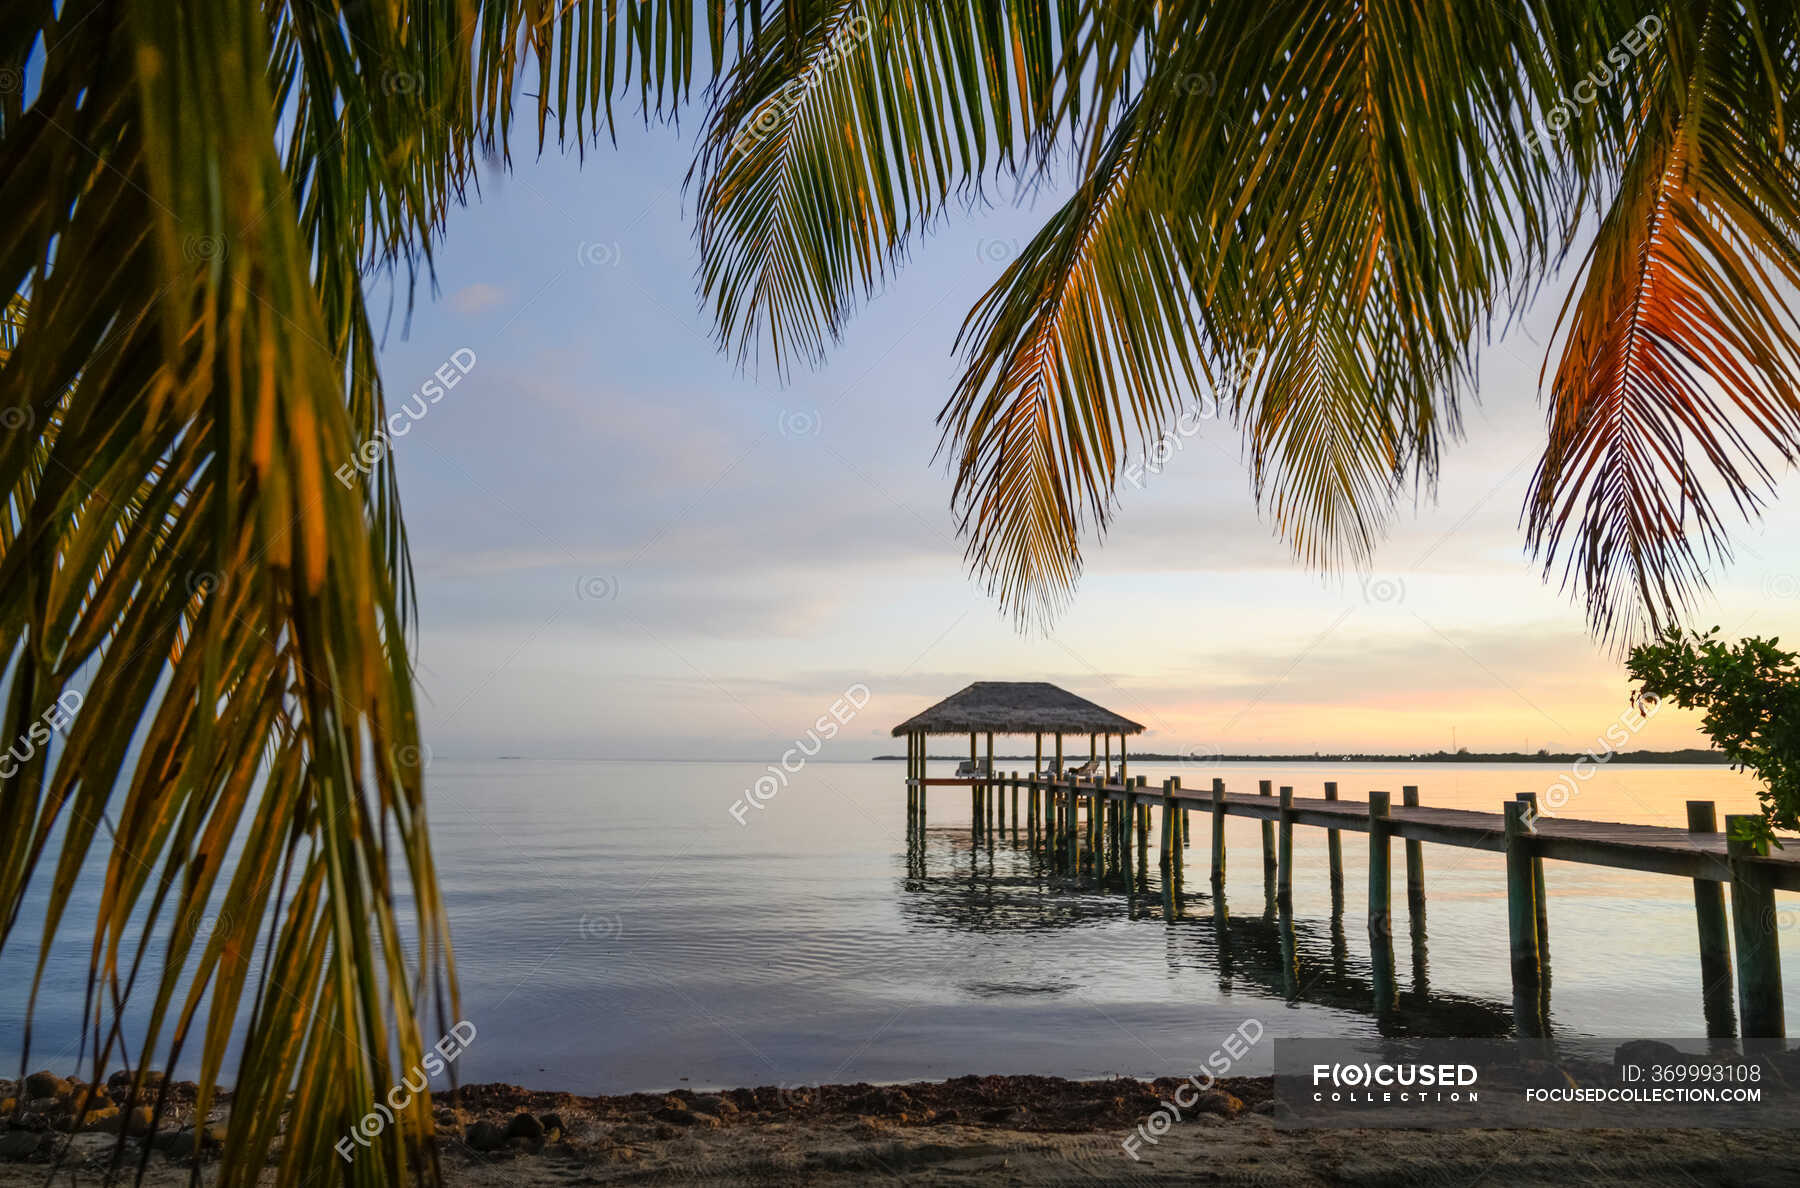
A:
<box><xmin>1529</xmin><ymin>0</ymin><xmax>1800</xmax><ymax>645</ymax></box>
<box><xmin>942</xmin><ymin>106</ymin><xmax>1214</xmax><ymax>627</ymax></box>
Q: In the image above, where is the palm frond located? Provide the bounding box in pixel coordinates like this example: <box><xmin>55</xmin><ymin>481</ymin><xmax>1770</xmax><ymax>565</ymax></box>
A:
<box><xmin>1528</xmin><ymin>0</ymin><xmax>1800</xmax><ymax>644</ymax></box>
<box><xmin>940</xmin><ymin>104</ymin><xmax>1214</xmax><ymax>627</ymax></box>
<box><xmin>689</xmin><ymin>0</ymin><xmax>1106</xmax><ymax>372</ymax></box>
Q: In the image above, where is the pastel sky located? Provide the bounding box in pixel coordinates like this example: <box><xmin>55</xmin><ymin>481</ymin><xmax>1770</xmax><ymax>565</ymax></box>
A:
<box><xmin>371</xmin><ymin>120</ymin><xmax>1800</xmax><ymax>760</ymax></box>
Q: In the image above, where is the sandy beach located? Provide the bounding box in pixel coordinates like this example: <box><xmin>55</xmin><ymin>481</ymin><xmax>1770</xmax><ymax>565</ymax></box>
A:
<box><xmin>4</xmin><ymin>1073</ymin><xmax>1796</xmax><ymax>1185</ymax></box>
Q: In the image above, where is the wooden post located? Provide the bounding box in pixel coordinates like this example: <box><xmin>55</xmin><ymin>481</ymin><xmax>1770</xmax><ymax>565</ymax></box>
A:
<box><xmin>1369</xmin><ymin>790</ymin><xmax>1396</xmax><ymax>1015</ymax></box>
<box><xmin>1050</xmin><ymin>734</ymin><xmax>1062</xmax><ymax>836</ymax></box>
<box><xmin>1031</xmin><ymin>774</ymin><xmax>1040</xmax><ymax>845</ymax></box>
<box><xmin>986</xmin><ymin>732</ymin><xmax>996</xmax><ymax>831</ymax></box>
<box><xmin>1401</xmin><ymin>785</ymin><xmax>1426</xmax><ymax>928</ymax></box>
<box><xmin>1259</xmin><ymin>779</ymin><xmax>1277</xmax><ymax>915</ymax></box>
<box><xmin>1167</xmin><ymin>777</ymin><xmax>1183</xmax><ymax>893</ymax></box>
<box><xmin>916</xmin><ymin>734</ymin><xmax>926</xmax><ymax>821</ymax></box>
<box><xmin>1686</xmin><ymin>801</ymin><xmax>1736</xmax><ymax>1038</ymax></box>
<box><xmin>1120</xmin><ymin>789</ymin><xmax>1133</xmax><ymax>884</ymax></box>
<box><xmin>1104</xmin><ymin>733</ymin><xmax>1112</xmax><ymax>782</ymax></box>
<box><xmin>1210</xmin><ymin>778</ymin><xmax>1227</xmax><ymax>889</ymax></box>
<box><xmin>1166</xmin><ymin>781</ymin><xmax>1180</xmax><ymax>871</ymax></box>
<box><xmin>1278</xmin><ymin>784</ymin><xmax>1298</xmax><ymax>996</ymax></box>
<box><xmin>1093</xmin><ymin>787</ymin><xmax>1105</xmax><ymax>874</ymax></box>
<box><xmin>906</xmin><ymin>733</ymin><xmax>915</xmax><ymax>815</ymax></box>
<box><xmin>1514</xmin><ymin>793</ymin><xmax>1550</xmax><ymax>960</ymax></box>
<box><xmin>1136</xmin><ymin>787</ymin><xmax>1149</xmax><ymax>869</ymax></box>
<box><xmin>1503</xmin><ymin>800</ymin><xmax>1544</xmax><ymax>1035</ymax></box>
<box><xmin>1726</xmin><ymin>815</ymin><xmax>1785</xmax><ymax>1039</ymax></box>
<box><xmin>1277</xmin><ymin>786</ymin><xmax>1295</xmax><ymax>911</ymax></box>
<box><xmin>969</xmin><ymin>733</ymin><xmax>980</xmax><ymax>839</ymax></box>
<box><xmin>1324</xmin><ymin>781</ymin><xmax>1343</xmax><ymax>916</ymax></box>
<box><xmin>1120</xmin><ymin>734</ymin><xmax>1128</xmax><ymax>784</ymax></box>
<box><xmin>1058</xmin><ymin>774</ymin><xmax>1072</xmax><ymax>867</ymax></box>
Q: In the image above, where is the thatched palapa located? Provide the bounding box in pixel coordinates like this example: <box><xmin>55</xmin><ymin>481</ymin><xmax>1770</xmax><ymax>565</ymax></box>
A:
<box><xmin>890</xmin><ymin>682</ymin><xmax>1144</xmax><ymax>738</ymax></box>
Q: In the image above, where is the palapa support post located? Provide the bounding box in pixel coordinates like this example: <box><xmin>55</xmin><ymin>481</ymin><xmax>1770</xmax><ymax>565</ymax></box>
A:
<box><xmin>986</xmin><ymin>732</ymin><xmax>996</xmax><ymax>831</ymax></box>
<box><xmin>1725</xmin><ymin>815</ymin><xmax>1785</xmax><ymax>1039</ymax></box>
<box><xmin>1323</xmin><ymin>781</ymin><xmax>1344</xmax><ymax>916</ymax></box>
<box><xmin>1686</xmin><ymin>801</ymin><xmax>1736</xmax><ymax>1038</ymax></box>
<box><xmin>1050</xmin><ymin>733</ymin><xmax>1062</xmax><ymax>837</ymax></box>
<box><xmin>1104</xmin><ymin>733</ymin><xmax>1112</xmax><ymax>782</ymax></box>
<box><xmin>916</xmin><ymin>734</ymin><xmax>926</xmax><ymax>822</ymax></box>
<box><xmin>1066</xmin><ymin>776</ymin><xmax>1080</xmax><ymax>873</ymax></box>
<box><xmin>1401</xmin><ymin>785</ymin><xmax>1426</xmax><ymax>928</ymax></box>
<box><xmin>1259</xmin><ymin>780</ymin><xmax>1277</xmax><ymax>916</ymax></box>
<box><xmin>917</xmin><ymin>733</ymin><xmax>926</xmax><ymax>818</ymax></box>
<box><xmin>1210</xmin><ymin>778</ymin><xmax>1227</xmax><ymax>889</ymax></box>
<box><xmin>1277</xmin><ymin>786</ymin><xmax>1295</xmax><ymax>911</ymax></box>
<box><xmin>1120</xmin><ymin>734</ymin><xmax>1128</xmax><ymax>784</ymax></box>
<box><xmin>1369</xmin><ymin>791</ymin><xmax>1397</xmax><ymax>1015</ymax></box>
<box><xmin>906</xmin><ymin>733</ymin><xmax>915</xmax><ymax>816</ymax></box>
<box><xmin>969</xmin><ymin>733</ymin><xmax>980</xmax><ymax>840</ymax></box>
<box><xmin>1503</xmin><ymin>800</ymin><xmax>1545</xmax><ymax>1036</ymax></box>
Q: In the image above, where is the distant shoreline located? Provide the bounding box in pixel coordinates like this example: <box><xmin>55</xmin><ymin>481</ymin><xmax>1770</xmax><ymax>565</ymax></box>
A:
<box><xmin>872</xmin><ymin>749</ymin><xmax>1731</xmax><ymax>765</ymax></box>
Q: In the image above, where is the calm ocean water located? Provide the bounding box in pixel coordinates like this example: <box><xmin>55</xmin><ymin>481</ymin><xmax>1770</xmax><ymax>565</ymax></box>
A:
<box><xmin>5</xmin><ymin>757</ymin><xmax>1789</xmax><ymax>1093</ymax></box>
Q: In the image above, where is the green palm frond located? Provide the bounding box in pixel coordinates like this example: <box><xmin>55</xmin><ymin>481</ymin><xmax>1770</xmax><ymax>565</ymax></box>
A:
<box><xmin>690</xmin><ymin>0</ymin><xmax>1104</xmax><ymax>372</ymax></box>
<box><xmin>0</xmin><ymin>2</ymin><xmax>777</xmax><ymax>1185</ymax></box>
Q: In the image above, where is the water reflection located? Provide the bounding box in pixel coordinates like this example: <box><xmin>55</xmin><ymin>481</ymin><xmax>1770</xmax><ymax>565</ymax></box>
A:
<box><xmin>900</xmin><ymin>814</ymin><xmax>1520</xmax><ymax>1039</ymax></box>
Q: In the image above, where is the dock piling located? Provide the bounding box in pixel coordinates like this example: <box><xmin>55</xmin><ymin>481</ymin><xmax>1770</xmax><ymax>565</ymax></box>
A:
<box><xmin>1324</xmin><ymin>781</ymin><xmax>1344</xmax><ymax>916</ymax></box>
<box><xmin>1277</xmin><ymin>786</ymin><xmax>1295</xmax><ymax>911</ymax></box>
<box><xmin>1369</xmin><ymin>790</ymin><xmax>1396</xmax><ymax>1015</ymax></box>
<box><xmin>1259</xmin><ymin>780</ymin><xmax>1277</xmax><ymax>916</ymax></box>
<box><xmin>1726</xmin><ymin>815</ymin><xmax>1785</xmax><ymax>1039</ymax></box>
<box><xmin>1686</xmin><ymin>801</ymin><xmax>1736</xmax><ymax>1038</ymax></box>
<box><xmin>1402</xmin><ymin>785</ymin><xmax>1426</xmax><ymax>928</ymax></box>
<box><xmin>1504</xmin><ymin>800</ymin><xmax>1546</xmax><ymax>1036</ymax></box>
<box><xmin>1515</xmin><ymin>792</ymin><xmax>1549</xmax><ymax>961</ymax></box>
<box><xmin>1210</xmin><ymin>778</ymin><xmax>1227</xmax><ymax>889</ymax></box>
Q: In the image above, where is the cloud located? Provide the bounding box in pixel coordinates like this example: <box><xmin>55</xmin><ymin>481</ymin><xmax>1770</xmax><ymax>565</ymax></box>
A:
<box><xmin>450</xmin><ymin>283</ymin><xmax>508</xmax><ymax>315</ymax></box>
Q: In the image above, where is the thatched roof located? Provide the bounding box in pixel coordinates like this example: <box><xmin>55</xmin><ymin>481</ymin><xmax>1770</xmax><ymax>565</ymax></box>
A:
<box><xmin>891</xmin><ymin>682</ymin><xmax>1145</xmax><ymax>737</ymax></box>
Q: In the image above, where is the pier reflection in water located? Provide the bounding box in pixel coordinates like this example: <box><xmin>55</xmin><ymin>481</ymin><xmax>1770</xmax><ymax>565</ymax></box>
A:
<box><xmin>901</xmin><ymin>810</ymin><xmax>1519</xmax><ymax>1039</ymax></box>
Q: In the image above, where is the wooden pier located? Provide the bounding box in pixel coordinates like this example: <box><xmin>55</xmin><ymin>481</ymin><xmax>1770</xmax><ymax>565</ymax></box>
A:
<box><xmin>893</xmin><ymin>682</ymin><xmax>1794</xmax><ymax>1038</ymax></box>
<box><xmin>905</xmin><ymin>769</ymin><xmax>1795</xmax><ymax>1036</ymax></box>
